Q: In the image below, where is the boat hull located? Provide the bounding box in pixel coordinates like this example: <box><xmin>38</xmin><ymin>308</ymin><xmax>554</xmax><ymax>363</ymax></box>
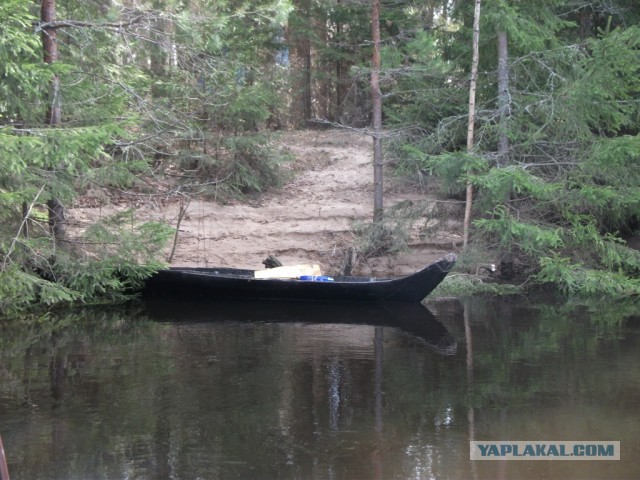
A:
<box><xmin>142</xmin><ymin>253</ymin><xmax>456</xmax><ymax>303</ymax></box>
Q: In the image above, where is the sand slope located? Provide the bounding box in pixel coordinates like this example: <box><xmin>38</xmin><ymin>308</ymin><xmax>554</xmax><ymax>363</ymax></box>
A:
<box><xmin>72</xmin><ymin>130</ymin><xmax>460</xmax><ymax>276</ymax></box>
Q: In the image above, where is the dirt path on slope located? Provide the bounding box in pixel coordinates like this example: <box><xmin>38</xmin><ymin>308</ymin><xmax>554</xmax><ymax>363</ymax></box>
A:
<box><xmin>73</xmin><ymin>130</ymin><xmax>461</xmax><ymax>276</ymax></box>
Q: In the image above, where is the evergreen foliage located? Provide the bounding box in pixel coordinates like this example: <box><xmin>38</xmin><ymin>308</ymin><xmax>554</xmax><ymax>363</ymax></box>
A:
<box><xmin>384</xmin><ymin>0</ymin><xmax>640</xmax><ymax>296</ymax></box>
<box><xmin>4</xmin><ymin>0</ymin><xmax>640</xmax><ymax>311</ymax></box>
<box><xmin>2</xmin><ymin>0</ymin><xmax>300</xmax><ymax>316</ymax></box>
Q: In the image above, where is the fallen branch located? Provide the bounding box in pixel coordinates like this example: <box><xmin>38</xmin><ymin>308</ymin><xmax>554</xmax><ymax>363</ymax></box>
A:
<box><xmin>168</xmin><ymin>197</ymin><xmax>191</xmax><ymax>264</ymax></box>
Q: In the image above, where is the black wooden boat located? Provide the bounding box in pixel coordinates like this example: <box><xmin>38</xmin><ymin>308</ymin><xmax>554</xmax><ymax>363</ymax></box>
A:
<box><xmin>142</xmin><ymin>253</ymin><xmax>456</xmax><ymax>303</ymax></box>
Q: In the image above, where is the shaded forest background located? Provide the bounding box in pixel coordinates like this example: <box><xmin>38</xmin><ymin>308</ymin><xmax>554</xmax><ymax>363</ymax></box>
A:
<box><xmin>2</xmin><ymin>0</ymin><xmax>640</xmax><ymax>314</ymax></box>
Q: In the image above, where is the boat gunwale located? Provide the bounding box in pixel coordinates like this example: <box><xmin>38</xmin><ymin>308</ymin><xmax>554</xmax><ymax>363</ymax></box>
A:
<box><xmin>165</xmin><ymin>268</ymin><xmax>392</xmax><ymax>284</ymax></box>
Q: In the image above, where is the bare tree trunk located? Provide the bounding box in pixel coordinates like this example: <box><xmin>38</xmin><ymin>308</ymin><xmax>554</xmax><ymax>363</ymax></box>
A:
<box><xmin>578</xmin><ymin>7</ymin><xmax>593</xmax><ymax>39</ymax></box>
<box><xmin>47</xmin><ymin>199</ymin><xmax>65</xmax><ymax>239</ymax></box>
<box><xmin>150</xmin><ymin>1</ymin><xmax>168</xmax><ymax>97</ymax></box>
<box><xmin>424</xmin><ymin>0</ymin><xmax>435</xmax><ymax>30</ymax></box>
<box><xmin>463</xmin><ymin>0</ymin><xmax>482</xmax><ymax>249</ymax></box>
<box><xmin>497</xmin><ymin>30</ymin><xmax>509</xmax><ymax>164</ymax></box>
<box><xmin>289</xmin><ymin>0</ymin><xmax>312</xmax><ymax>127</ymax></box>
<box><xmin>41</xmin><ymin>0</ymin><xmax>61</xmax><ymax>125</ymax></box>
<box><xmin>335</xmin><ymin>10</ymin><xmax>343</xmax><ymax>122</ymax></box>
<box><xmin>371</xmin><ymin>0</ymin><xmax>383</xmax><ymax>223</ymax></box>
<box><xmin>21</xmin><ymin>202</ymin><xmax>30</xmax><ymax>238</ymax></box>
<box><xmin>41</xmin><ymin>0</ymin><xmax>65</xmax><ymax>240</ymax></box>
<box><xmin>316</xmin><ymin>12</ymin><xmax>331</xmax><ymax>120</ymax></box>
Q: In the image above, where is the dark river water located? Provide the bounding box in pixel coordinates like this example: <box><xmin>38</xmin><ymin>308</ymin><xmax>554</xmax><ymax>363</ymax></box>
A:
<box><xmin>1</xmin><ymin>296</ymin><xmax>639</xmax><ymax>480</ymax></box>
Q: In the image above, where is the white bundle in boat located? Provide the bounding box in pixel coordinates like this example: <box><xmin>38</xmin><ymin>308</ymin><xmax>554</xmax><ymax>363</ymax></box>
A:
<box><xmin>254</xmin><ymin>264</ymin><xmax>322</xmax><ymax>279</ymax></box>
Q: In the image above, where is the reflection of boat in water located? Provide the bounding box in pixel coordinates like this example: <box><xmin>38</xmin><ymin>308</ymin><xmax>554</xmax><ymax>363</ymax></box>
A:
<box><xmin>141</xmin><ymin>254</ymin><xmax>456</xmax><ymax>303</ymax></box>
<box><xmin>140</xmin><ymin>299</ymin><xmax>458</xmax><ymax>355</ymax></box>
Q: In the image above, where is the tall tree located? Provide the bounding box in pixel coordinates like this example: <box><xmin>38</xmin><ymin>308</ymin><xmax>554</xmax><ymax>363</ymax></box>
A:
<box><xmin>289</xmin><ymin>0</ymin><xmax>312</xmax><ymax>126</ymax></box>
<box><xmin>496</xmin><ymin>29</ymin><xmax>509</xmax><ymax>162</ymax></box>
<box><xmin>463</xmin><ymin>0</ymin><xmax>482</xmax><ymax>249</ymax></box>
<box><xmin>41</xmin><ymin>0</ymin><xmax>65</xmax><ymax>239</ymax></box>
<box><xmin>371</xmin><ymin>0</ymin><xmax>383</xmax><ymax>222</ymax></box>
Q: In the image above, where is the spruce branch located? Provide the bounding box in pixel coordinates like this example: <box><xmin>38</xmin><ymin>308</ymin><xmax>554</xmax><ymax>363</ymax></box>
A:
<box><xmin>34</xmin><ymin>15</ymin><xmax>144</xmax><ymax>32</ymax></box>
